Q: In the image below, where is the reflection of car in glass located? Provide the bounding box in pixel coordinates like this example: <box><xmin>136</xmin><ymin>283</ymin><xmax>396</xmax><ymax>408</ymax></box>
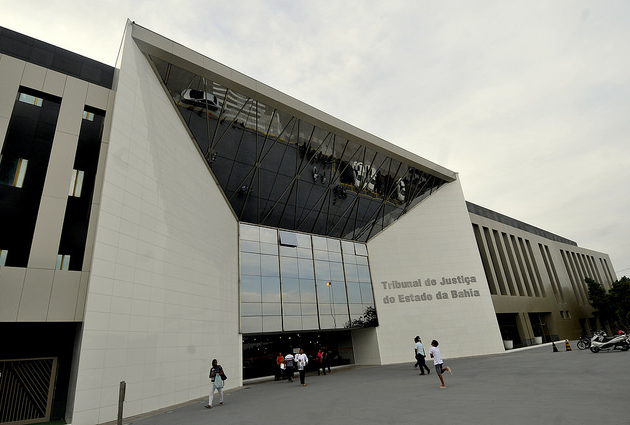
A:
<box><xmin>180</xmin><ymin>89</ymin><xmax>220</xmax><ymax>111</ymax></box>
<box><xmin>395</xmin><ymin>179</ymin><xmax>405</xmax><ymax>202</ymax></box>
<box><xmin>352</xmin><ymin>162</ymin><xmax>376</xmax><ymax>191</ymax></box>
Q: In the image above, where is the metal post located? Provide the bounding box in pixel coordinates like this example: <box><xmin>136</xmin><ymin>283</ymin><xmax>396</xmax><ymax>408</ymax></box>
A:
<box><xmin>117</xmin><ymin>381</ymin><xmax>126</xmax><ymax>425</ymax></box>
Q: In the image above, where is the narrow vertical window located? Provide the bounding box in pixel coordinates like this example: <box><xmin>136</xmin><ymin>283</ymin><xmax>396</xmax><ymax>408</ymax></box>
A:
<box><xmin>56</xmin><ymin>254</ymin><xmax>71</xmax><ymax>270</ymax></box>
<box><xmin>0</xmin><ymin>249</ymin><xmax>7</xmax><ymax>266</ymax></box>
<box><xmin>15</xmin><ymin>158</ymin><xmax>28</xmax><ymax>187</ymax></box>
<box><xmin>69</xmin><ymin>169</ymin><xmax>84</xmax><ymax>197</ymax></box>
<box><xmin>0</xmin><ymin>157</ymin><xmax>28</xmax><ymax>188</ymax></box>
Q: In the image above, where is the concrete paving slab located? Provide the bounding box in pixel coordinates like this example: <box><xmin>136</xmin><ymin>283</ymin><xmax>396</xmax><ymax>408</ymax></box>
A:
<box><xmin>121</xmin><ymin>342</ymin><xmax>629</xmax><ymax>425</ymax></box>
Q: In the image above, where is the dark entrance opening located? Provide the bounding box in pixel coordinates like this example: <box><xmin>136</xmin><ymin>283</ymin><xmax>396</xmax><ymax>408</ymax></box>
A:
<box><xmin>242</xmin><ymin>330</ymin><xmax>354</xmax><ymax>379</ymax></box>
<box><xmin>0</xmin><ymin>322</ymin><xmax>80</xmax><ymax>422</ymax></box>
<box><xmin>528</xmin><ymin>312</ymin><xmax>552</xmax><ymax>343</ymax></box>
<box><xmin>496</xmin><ymin>313</ymin><xmax>521</xmax><ymax>347</ymax></box>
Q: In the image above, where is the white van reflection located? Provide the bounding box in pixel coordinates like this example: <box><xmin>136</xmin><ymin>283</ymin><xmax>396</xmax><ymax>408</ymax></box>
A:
<box><xmin>180</xmin><ymin>89</ymin><xmax>220</xmax><ymax>111</ymax></box>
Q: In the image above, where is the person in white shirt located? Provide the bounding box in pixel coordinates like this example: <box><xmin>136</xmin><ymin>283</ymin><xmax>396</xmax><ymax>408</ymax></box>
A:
<box><xmin>429</xmin><ymin>340</ymin><xmax>452</xmax><ymax>389</ymax></box>
<box><xmin>415</xmin><ymin>336</ymin><xmax>430</xmax><ymax>375</ymax></box>
<box><xmin>295</xmin><ymin>349</ymin><xmax>309</xmax><ymax>386</ymax></box>
<box><xmin>205</xmin><ymin>359</ymin><xmax>225</xmax><ymax>408</ymax></box>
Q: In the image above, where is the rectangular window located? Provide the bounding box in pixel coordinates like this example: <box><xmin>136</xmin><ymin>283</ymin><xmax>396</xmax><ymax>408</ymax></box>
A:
<box><xmin>240</xmin><ymin>223</ymin><xmax>374</xmax><ymax>334</ymax></box>
<box><xmin>82</xmin><ymin>110</ymin><xmax>95</xmax><ymax>121</ymax></box>
<box><xmin>0</xmin><ymin>157</ymin><xmax>28</xmax><ymax>188</ymax></box>
<box><xmin>560</xmin><ymin>311</ymin><xmax>565</xmax><ymax>319</ymax></box>
<box><xmin>0</xmin><ymin>249</ymin><xmax>7</xmax><ymax>266</ymax></box>
<box><xmin>56</xmin><ymin>254</ymin><xmax>71</xmax><ymax>270</ymax></box>
<box><xmin>279</xmin><ymin>231</ymin><xmax>298</xmax><ymax>247</ymax></box>
<box><xmin>18</xmin><ymin>93</ymin><xmax>43</xmax><ymax>106</ymax></box>
<box><xmin>69</xmin><ymin>169</ymin><xmax>84</xmax><ymax>197</ymax></box>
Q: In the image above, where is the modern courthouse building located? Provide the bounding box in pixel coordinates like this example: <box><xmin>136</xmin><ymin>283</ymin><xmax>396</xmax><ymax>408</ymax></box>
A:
<box><xmin>0</xmin><ymin>21</ymin><xmax>617</xmax><ymax>425</ymax></box>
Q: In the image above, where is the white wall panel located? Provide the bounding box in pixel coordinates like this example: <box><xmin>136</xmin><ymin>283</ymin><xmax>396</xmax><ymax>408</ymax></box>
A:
<box><xmin>351</xmin><ymin>328</ymin><xmax>380</xmax><ymax>365</ymax></box>
<box><xmin>17</xmin><ymin>268</ymin><xmax>54</xmax><ymax>321</ymax></box>
<box><xmin>28</xmin><ymin>196</ymin><xmax>67</xmax><ymax>269</ymax></box>
<box><xmin>85</xmin><ymin>84</ymin><xmax>110</xmax><ymax>111</ymax></box>
<box><xmin>43</xmin><ymin>69</ymin><xmax>68</xmax><ymax>98</ymax></box>
<box><xmin>70</xmin><ymin>24</ymin><xmax>240</xmax><ymax>425</ymax></box>
<box><xmin>0</xmin><ymin>267</ymin><xmax>26</xmax><ymax>321</ymax></box>
<box><xmin>41</xmin><ymin>131</ymin><xmax>78</xmax><ymax>199</ymax></box>
<box><xmin>48</xmin><ymin>271</ymin><xmax>82</xmax><ymax>321</ymax></box>
<box><xmin>368</xmin><ymin>179</ymin><xmax>504</xmax><ymax>365</ymax></box>
<box><xmin>20</xmin><ymin>62</ymin><xmax>46</xmax><ymax>91</ymax></box>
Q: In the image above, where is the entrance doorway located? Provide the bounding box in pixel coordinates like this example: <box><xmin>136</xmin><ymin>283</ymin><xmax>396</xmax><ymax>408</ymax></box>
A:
<box><xmin>528</xmin><ymin>312</ymin><xmax>552</xmax><ymax>343</ymax></box>
<box><xmin>0</xmin><ymin>357</ymin><xmax>57</xmax><ymax>425</ymax></box>
<box><xmin>242</xmin><ymin>330</ymin><xmax>354</xmax><ymax>379</ymax></box>
<box><xmin>496</xmin><ymin>313</ymin><xmax>521</xmax><ymax>347</ymax></box>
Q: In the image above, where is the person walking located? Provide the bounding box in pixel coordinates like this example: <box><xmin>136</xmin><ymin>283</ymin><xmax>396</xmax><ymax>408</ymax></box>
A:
<box><xmin>295</xmin><ymin>348</ymin><xmax>309</xmax><ymax>386</ymax></box>
<box><xmin>276</xmin><ymin>352</ymin><xmax>284</xmax><ymax>381</ymax></box>
<box><xmin>206</xmin><ymin>359</ymin><xmax>225</xmax><ymax>408</ymax></box>
<box><xmin>429</xmin><ymin>340</ymin><xmax>452</xmax><ymax>388</ymax></box>
<box><xmin>323</xmin><ymin>346</ymin><xmax>332</xmax><ymax>373</ymax></box>
<box><xmin>316</xmin><ymin>349</ymin><xmax>326</xmax><ymax>375</ymax></box>
<box><xmin>415</xmin><ymin>336</ymin><xmax>430</xmax><ymax>375</ymax></box>
<box><xmin>284</xmin><ymin>352</ymin><xmax>295</xmax><ymax>382</ymax></box>
<box><xmin>413</xmin><ymin>336</ymin><xmax>419</xmax><ymax>368</ymax></box>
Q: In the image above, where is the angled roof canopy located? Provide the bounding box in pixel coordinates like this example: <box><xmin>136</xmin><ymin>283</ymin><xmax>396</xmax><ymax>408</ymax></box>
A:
<box><xmin>129</xmin><ymin>22</ymin><xmax>457</xmax><ymax>242</ymax></box>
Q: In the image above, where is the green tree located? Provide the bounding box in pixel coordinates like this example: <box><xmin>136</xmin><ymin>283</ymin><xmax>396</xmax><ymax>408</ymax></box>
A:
<box><xmin>345</xmin><ymin>305</ymin><xmax>379</xmax><ymax>328</ymax></box>
<box><xmin>608</xmin><ymin>276</ymin><xmax>630</xmax><ymax>330</ymax></box>
<box><xmin>586</xmin><ymin>278</ymin><xmax>611</xmax><ymax>324</ymax></box>
<box><xmin>586</xmin><ymin>276</ymin><xmax>630</xmax><ymax>331</ymax></box>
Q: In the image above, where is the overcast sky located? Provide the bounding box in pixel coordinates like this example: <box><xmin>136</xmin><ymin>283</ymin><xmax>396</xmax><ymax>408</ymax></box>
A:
<box><xmin>2</xmin><ymin>1</ymin><xmax>629</xmax><ymax>276</ymax></box>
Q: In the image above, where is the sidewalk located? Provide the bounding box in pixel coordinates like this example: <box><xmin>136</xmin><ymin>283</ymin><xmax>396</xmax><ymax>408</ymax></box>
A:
<box><xmin>123</xmin><ymin>342</ymin><xmax>629</xmax><ymax>425</ymax></box>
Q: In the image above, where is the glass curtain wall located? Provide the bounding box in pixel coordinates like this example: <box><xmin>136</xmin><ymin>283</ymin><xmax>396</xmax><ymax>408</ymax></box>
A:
<box><xmin>240</xmin><ymin>224</ymin><xmax>377</xmax><ymax>334</ymax></box>
<box><xmin>148</xmin><ymin>56</ymin><xmax>447</xmax><ymax>242</ymax></box>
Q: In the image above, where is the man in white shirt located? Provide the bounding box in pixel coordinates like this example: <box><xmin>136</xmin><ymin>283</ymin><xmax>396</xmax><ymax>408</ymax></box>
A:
<box><xmin>415</xmin><ymin>336</ymin><xmax>430</xmax><ymax>375</ymax></box>
<box><xmin>295</xmin><ymin>349</ymin><xmax>309</xmax><ymax>386</ymax></box>
<box><xmin>429</xmin><ymin>339</ymin><xmax>452</xmax><ymax>389</ymax></box>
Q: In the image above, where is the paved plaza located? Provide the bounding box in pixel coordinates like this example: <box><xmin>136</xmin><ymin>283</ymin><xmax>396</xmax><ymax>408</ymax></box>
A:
<box><xmin>122</xmin><ymin>342</ymin><xmax>629</xmax><ymax>425</ymax></box>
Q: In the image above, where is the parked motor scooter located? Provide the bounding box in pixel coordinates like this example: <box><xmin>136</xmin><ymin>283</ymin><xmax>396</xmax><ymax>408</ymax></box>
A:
<box><xmin>590</xmin><ymin>331</ymin><xmax>629</xmax><ymax>353</ymax></box>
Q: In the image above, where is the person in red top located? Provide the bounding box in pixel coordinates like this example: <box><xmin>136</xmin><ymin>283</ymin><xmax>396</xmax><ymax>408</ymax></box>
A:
<box><xmin>276</xmin><ymin>352</ymin><xmax>284</xmax><ymax>380</ymax></box>
<box><xmin>317</xmin><ymin>349</ymin><xmax>326</xmax><ymax>375</ymax></box>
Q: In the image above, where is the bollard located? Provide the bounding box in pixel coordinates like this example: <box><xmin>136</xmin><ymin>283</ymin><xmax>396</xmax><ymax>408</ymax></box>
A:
<box><xmin>117</xmin><ymin>381</ymin><xmax>126</xmax><ymax>425</ymax></box>
<box><xmin>564</xmin><ymin>340</ymin><xmax>572</xmax><ymax>351</ymax></box>
<box><xmin>552</xmin><ymin>342</ymin><xmax>558</xmax><ymax>352</ymax></box>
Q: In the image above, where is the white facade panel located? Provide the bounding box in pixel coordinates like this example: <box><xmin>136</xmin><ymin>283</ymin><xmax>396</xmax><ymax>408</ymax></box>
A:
<box><xmin>368</xmin><ymin>179</ymin><xmax>504</xmax><ymax>365</ymax></box>
<box><xmin>18</xmin><ymin>268</ymin><xmax>55</xmax><ymax>321</ymax></box>
<box><xmin>43</xmin><ymin>69</ymin><xmax>68</xmax><ymax>98</ymax></box>
<box><xmin>28</xmin><ymin>195</ymin><xmax>67</xmax><ymax>269</ymax></box>
<box><xmin>70</xmin><ymin>28</ymin><xmax>240</xmax><ymax>425</ymax></box>
<box><xmin>351</xmin><ymin>328</ymin><xmax>381</xmax><ymax>365</ymax></box>
<box><xmin>20</xmin><ymin>62</ymin><xmax>46</xmax><ymax>91</ymax></box>
<box><xmin>48</xmin><ymin>271</ymin><xmax>82</xmax><ymax>321</ymax></box>
<box><xmin>0</xmin><ymin>267</ymin><xmax>26</xmax><ymax>321</ymax></box>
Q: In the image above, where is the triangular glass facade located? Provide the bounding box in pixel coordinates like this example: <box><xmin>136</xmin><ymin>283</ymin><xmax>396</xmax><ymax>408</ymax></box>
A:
<box><xmin>148</xmin><ymin>55</ymin><xmax>447</xmax><ymax>242</ymax></box>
